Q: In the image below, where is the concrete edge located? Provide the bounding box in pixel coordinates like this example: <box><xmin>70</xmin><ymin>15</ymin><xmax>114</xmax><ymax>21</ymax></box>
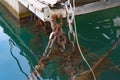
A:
<box><xmin>0</xmin><ymin>1</ymin><xmax>31</xmax><ymax>19</ymax></box>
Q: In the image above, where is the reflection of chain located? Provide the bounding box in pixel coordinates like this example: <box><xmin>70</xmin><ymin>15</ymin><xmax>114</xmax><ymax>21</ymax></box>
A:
<box><xmin>65</xmin><ymin>0</ymin><xmax>75</xmax><ymax>47</ymax></box>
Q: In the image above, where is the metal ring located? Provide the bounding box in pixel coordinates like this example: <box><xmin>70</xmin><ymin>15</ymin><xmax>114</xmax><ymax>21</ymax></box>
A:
<box><xmin>49</xmin><ymin>32</ymin><xmax>55</xmax><ymax>40</ymax></box>
<box><xmin>68</xmin><ymin>31</ymin><xmax>75</xmax><ymax>47</ymax></box>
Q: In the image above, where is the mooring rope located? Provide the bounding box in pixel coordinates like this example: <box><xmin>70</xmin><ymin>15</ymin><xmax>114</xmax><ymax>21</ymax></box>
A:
<box><xmin>72</xmin><ymin>0</ymin><xmax>97</xmax><ymax>80</ymax></box>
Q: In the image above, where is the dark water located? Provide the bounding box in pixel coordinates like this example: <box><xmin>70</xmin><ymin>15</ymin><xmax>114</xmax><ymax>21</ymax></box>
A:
<box><xmin>75</xmin><ymin>6</ymin><xmax>120</xmax><ymax>80</ymax></box>
<box><xmin>0</xmin><ymin>4</ymin><xmax>120</xmax><ymax>80</ymax></box>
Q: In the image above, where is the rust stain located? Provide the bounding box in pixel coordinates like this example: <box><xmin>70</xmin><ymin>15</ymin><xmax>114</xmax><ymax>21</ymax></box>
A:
<box><xmin>30</xmin><ymin>14</ymin><xmax>120</xmax><ymax>80</ymax></box>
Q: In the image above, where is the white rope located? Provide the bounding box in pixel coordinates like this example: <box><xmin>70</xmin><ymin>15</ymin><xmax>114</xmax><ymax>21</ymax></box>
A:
<box><xmin>72</xmin><ymin>0</ymin><xmax>97</xmax><ymax>80</ymax></box>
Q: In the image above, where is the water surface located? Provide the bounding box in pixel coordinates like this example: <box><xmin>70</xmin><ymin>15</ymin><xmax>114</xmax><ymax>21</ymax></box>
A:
<box><xmin>0</xmin><ymin>4</ymin><xmax>120</xmax><ymax>80</ymax></box>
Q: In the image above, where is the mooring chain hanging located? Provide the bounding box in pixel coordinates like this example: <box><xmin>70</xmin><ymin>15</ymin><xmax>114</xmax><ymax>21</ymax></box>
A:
<box><xmin>43</xmin><ymin>31</ymin><xmax>56</xmax><ymax>57</ymax></box>
<box><xmin>43</xmin><ymin>15</ymin><xmax>58</xmax><ymax>57</ymax></box>
<box><xmin>43</xmin><ymin>14</ymin><xmax>67</xmax><ymax>57</ymax></box>
<box><xmin>52</xmin><ymin>14</ymin><xmax>67</xmax><ymax>52</ymax></box>
<box><xmin>42</xmin><ymin>8</ymin><xmax>56</xmax><ymax>57</ymax></box>
<box><xmin>65</xmin><ymin>0</ymin><xmax>76</xmax><ymax>48</ymax></box>
<box><xmin>43</xmin><ymin>14</ymin><xmax>56</xmax><ymax>57</ymax></box>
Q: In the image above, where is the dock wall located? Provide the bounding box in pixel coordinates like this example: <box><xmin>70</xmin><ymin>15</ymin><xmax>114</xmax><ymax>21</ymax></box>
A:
<box><xmin>0</xmin><ymin>0</ymin><xmax>31</xmax><ymax>19</ymax></box>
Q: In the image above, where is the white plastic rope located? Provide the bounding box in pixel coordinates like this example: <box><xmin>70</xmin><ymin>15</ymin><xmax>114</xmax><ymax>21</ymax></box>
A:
<box><xmin>72</xmin><ymin>0</ymin><xmax>97</xmax><ymax>80</ymax></box>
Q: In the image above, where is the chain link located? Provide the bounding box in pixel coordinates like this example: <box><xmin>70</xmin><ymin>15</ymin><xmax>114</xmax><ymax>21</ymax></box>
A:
<box><xmin>43</xmin><ymin>32</ymin><xmax>56</xmax><ymax>57</ymax></box>
<box><xmin>65</xmin><ymin>0</ymin><xmax>75</xmax><ymax>47</ymax></box>
<box><xmin>43</xmin><ymin>14</ymin><xmax>67</xmax><ymax>57</ymax></box>
<box><xmin>65</xmin><ymin>1</ymin><xmax>74</xmax><ymax>24</ymax></box>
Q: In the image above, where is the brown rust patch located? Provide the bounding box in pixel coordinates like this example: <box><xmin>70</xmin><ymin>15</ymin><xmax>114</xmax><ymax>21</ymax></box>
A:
<box><xmin>35</xmin><ymin>43</ymin><xmax>99</xmax><ymax>79</ymax></box>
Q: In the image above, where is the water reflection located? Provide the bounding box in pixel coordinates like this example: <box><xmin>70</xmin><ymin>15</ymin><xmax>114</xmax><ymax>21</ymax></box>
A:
<box><xmin>9</xmin><ymin>38</ymin><xmax>28</xmax><ymax>77</ymax></box>
<box><xmin>34</xmin><ymin>7</ymin><xmax>120</xmax><ymax>80</ymax></box>
<box><xmin>0</xmin><ymin>26</ymin><xmax>9</xmax><ymax>41</ymax></box>
<box><xmin>0</xmin><ymin>4</ymin><xmax>120</xmax><ymax>80</ymax></box>
<box><xmin>0</xmin><ymin>26</ymin><xmax>30</xmax><ymax>80</ymax></box>
<box><xmin>0</xmin><ymin>12</ymin><xmax>37</xmax><ymax>80</ymax></box>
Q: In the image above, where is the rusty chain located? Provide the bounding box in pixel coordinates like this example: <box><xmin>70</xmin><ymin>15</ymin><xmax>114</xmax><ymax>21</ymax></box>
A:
<box><xmin>43</xmin><ymin>14</ymin><xmax>66</xmax><ymax>57</ymax></box>
<box><xmin>52</xmin><ymin>14</ymin><xmax>67</xmax><ymax>52</ymax></box>
<box><xmin>43</xmin><ymin>31</ymin><xmax>56</xmax><ymax>57</ymax></box>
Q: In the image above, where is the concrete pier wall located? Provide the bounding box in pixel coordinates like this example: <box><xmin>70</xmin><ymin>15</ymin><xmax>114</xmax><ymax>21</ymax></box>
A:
<box><xmin>0</xmin><ymin>0</ymin><xmax>30</xmax><ymax>19</ymax></box>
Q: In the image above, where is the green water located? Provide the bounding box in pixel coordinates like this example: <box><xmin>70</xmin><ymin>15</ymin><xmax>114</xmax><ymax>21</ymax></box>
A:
<box><xmin>0</xmin><ymin>4</ymin><xmax>120</xmax><ymax>80</ymax></box>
